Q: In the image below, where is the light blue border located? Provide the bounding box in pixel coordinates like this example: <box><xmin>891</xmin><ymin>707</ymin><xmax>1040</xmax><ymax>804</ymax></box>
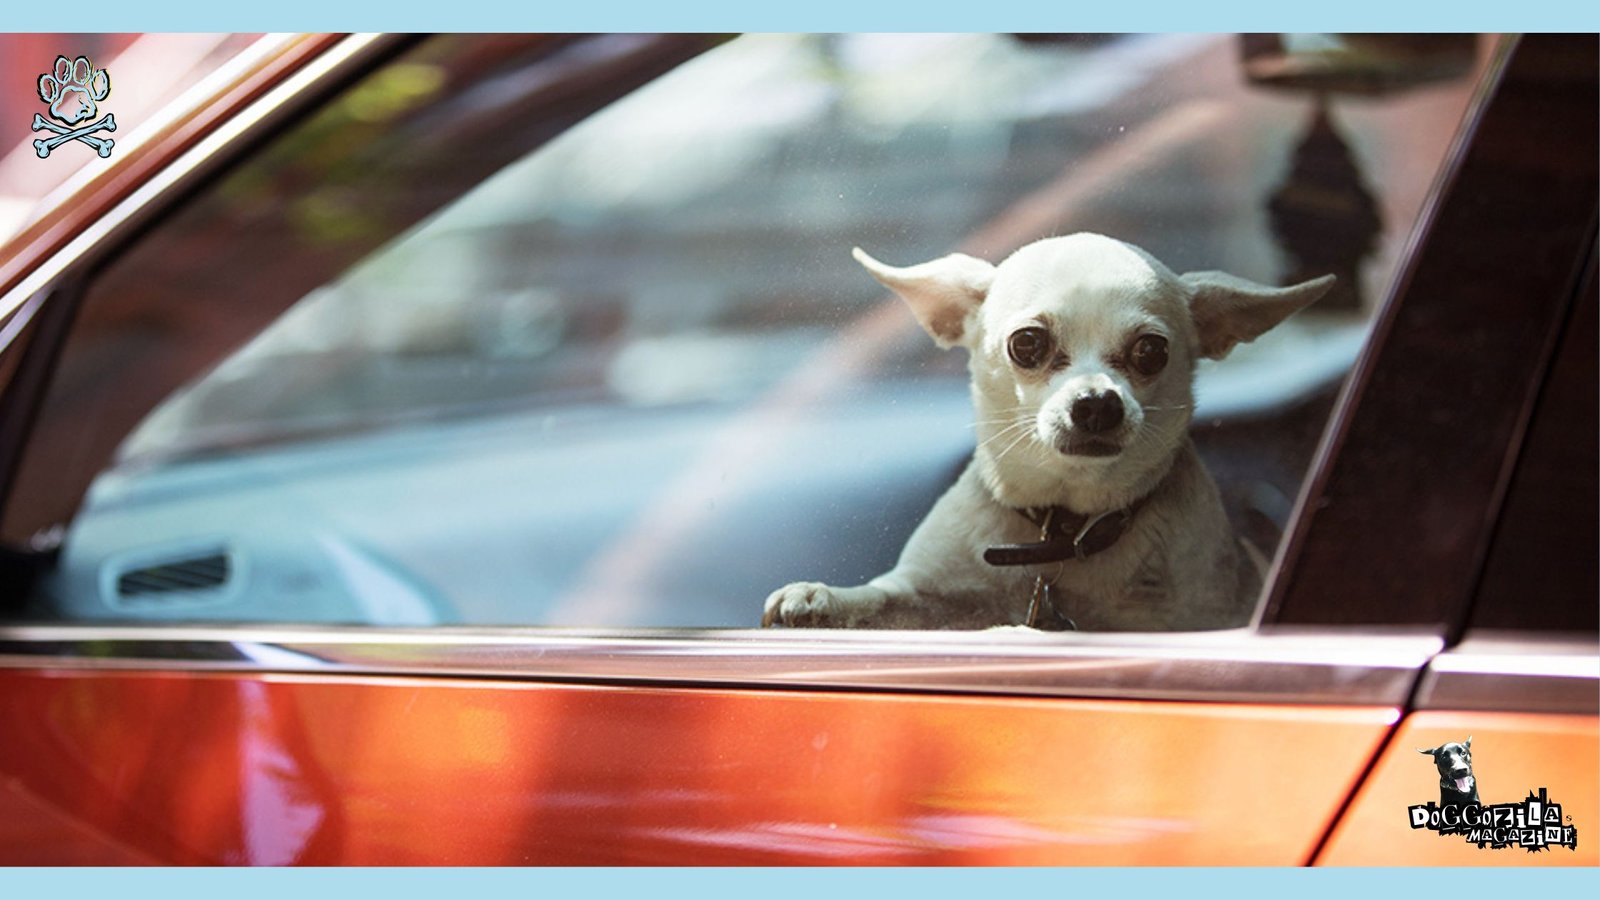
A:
<box><xmin>0</xmin><ymin>868</ymin><xmax>1598</xmax><ymax>892</ymax></box>
<box><xmin>1</xmin><ymin>3</ymin><xmax>1595</xmax><ymax>891</ymax></box>
<box><xmin>0</xmin><ymin>0</ymin><xmax>1597</xmax><ymax>31</ymax></box>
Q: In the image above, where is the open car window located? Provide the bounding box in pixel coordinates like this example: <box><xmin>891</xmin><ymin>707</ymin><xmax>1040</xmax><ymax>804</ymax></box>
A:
<box><xmin>0</xmin><ymin>33</ymin><xmax>1493</xmax><ymax>628</ymax></box>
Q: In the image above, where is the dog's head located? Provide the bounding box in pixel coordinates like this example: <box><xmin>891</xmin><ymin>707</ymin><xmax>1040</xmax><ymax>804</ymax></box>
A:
<box><xmin>855</xmin><ymin>234</ymin><xmax>1334</xmax><ymax>508</ymax></box>
<box><xmin>1419</xmin><ymin>737</ymin><xmax>1475</xmax><ymax>794</ymax></box>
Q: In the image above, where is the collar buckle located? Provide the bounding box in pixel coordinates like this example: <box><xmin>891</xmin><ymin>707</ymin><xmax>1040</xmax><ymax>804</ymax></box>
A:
<box><xmin>1071</xmin><ymin>507</ymin><xmax>1134</xmax><ymax>559</ymax></box>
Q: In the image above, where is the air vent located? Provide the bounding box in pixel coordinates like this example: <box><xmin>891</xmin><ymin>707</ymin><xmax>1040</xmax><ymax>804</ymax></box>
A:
<box><xmin>116</xmin><ymin>552</ymin><xmax>231</xmax><ymax>598</ymax></box>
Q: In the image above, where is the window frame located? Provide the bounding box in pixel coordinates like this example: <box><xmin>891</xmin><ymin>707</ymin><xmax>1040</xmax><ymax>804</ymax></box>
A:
<box><xmin>1260</xmin><ymin>33</ymin><xmax>1599</xmax><ymax>637</ymax></box>
<box><xmin>0</xmin><ymin>33</ymin><xmax>1589</xmax><ymax>715</ymax></box>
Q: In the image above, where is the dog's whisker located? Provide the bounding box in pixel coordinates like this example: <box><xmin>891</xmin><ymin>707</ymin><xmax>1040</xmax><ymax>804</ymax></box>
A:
<box><xmin>979</xmin><ymin>415</ymin><xmax>1032</xmax><ymax>429</ymax></box>
<box><xmin>986</xmin><ymin>411</ymin><xmax>1035</xmax><ymax>428</ymax></box>
<box><xmin>980</xmin><ymin>409</ymin><xmax>1045</xmax><ymax>456</ymax></box>
<box><xmin>991</xmin><ymin>426</ymin><xmax>1036</xmax><ymax>464</ymax></box>
<box><xmin>975</xmin><ymin>420</ymin><xmax>1033</xmax><ymax>451</ymax></box>
<box><xmin>979</xmin><ymin>426</ymin><xmax>1028</xmax><ymax>452</ymax></box>
<box><xmin>967</xmin><ymin>415</ymin><xmax>1034</xmax><ymax>428</ymax></box>
<box><xmin>979</xmin><ymin>419</ymin><xmax>1030</xmax><ymax>448</ymax></box>
<box><xmin>968</xmin><ymin>405</ymin><xmax>1032</xmax><ymax>421</ymax></box>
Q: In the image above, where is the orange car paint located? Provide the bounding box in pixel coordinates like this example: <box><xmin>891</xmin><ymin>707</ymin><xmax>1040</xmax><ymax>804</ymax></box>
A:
<box><xmin>1318</xmin><ymin>711</ymin><xmax>1598</xmax><ymax>866</ymax></box>
<box><xmin>0</xmin><ymin>668</ymin><xmax>1397</xmax><ymax>865</ymax></box>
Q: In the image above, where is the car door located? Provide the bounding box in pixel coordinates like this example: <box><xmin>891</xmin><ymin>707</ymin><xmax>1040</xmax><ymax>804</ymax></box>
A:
<box><xmin>0</xmin><ymin>32</ymin><xmax>1592</xmax><ymax>865</ymax></box>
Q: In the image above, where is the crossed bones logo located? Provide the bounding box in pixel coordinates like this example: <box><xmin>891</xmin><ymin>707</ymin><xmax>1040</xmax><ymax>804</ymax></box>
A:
<box><xmin>32</xmin><ymin>55</ymin><xmax>116</xmax><ymax>159</ymax></box>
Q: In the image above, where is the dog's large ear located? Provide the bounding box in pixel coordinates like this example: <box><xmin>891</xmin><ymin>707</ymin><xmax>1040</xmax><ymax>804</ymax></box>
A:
<box><xmin>1182</xmin><ymin>271</ymin><xmax>1336</xmax><ymax>360</ymax></box>
<box><xmin>1464</xmin><ymin>735</ymin><xmax>1471</xmax><ymax>750</ymax></box>
<box><xmin>1418</xmin><ymin>747</ymin><xmax>1438</xmax><ymax>756</ymax></box>
<box><xmin>854</xmin><ymin>247</ymin><xmax>994</xmax><ymax>349</ymax></box>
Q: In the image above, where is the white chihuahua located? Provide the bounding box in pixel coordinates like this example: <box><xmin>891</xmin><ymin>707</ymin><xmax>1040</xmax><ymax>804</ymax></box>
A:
<box><xmin>762</xmin><ymin>233</ymin><xmax>1334</xmax><ymax>631</ymax></box>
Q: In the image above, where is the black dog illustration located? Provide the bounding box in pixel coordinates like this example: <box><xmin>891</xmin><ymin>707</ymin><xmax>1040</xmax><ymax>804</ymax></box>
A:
<box><xmin>1418</xmin><ymin>736</ymin><xmax>1479</xmax><ymax>806</ymax></box>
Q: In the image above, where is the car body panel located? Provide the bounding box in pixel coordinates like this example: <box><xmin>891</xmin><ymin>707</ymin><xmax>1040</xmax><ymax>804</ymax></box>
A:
<box><xmin>0</xmin><ymin>774</ymin><xmax>161</xmax><ymax>865</ymax></box>
<box><xmin>0</xmin><ymin>668</ymin><xmax>1397</xmax><ymax>865</ymax></box>
<box><xmin>1317</xmin><ymin>711</ymin><xmax>1598</xmax><ymax>866</ymax></box>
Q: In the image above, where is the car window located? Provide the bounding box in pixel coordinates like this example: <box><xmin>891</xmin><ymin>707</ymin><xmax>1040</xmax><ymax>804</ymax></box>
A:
<box><xmin>0</xmin><ymin>33</ymin><xmax>1493</xmax><ymax>628</ymax></box>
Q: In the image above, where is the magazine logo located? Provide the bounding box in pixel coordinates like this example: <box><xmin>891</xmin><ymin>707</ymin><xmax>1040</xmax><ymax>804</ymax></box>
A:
<box><xmin>31</xmin><ymin>55</ymin><xmax>116</xmax><ymax>159</ymax></box>
<box><xmin>1409</xmin><ymin>737</ymin><xmax>1579</xmax><ymax>853</ymax></box>
<box><xmin>1409</xmin><ymin>788</ymin><xmax>1578</xmax><ymax>852</ymax></box>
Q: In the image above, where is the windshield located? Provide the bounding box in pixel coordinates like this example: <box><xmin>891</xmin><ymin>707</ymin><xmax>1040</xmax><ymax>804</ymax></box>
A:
<box><xmin>1</xmin><ymin>33</ymin><xmax>1493</xmax><ymax>628</ymax></box>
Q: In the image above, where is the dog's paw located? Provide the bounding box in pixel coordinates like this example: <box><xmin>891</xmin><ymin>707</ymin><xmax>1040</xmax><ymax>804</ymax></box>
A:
<box><xmin>761</xmin><ymin>581</ymin><xmax>844</xmax><ymax>628</ymax></box>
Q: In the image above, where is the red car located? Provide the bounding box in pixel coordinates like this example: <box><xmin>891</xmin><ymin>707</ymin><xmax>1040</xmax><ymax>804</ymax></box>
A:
<box><xmin>0</xmin><ymin>33</ymin><xmax>1593</xmax><ymax>865</ymax></box>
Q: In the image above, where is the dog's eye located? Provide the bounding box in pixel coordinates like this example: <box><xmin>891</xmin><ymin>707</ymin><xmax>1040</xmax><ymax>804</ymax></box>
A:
<box><xmin>1007</xmin><ymin>327</ymin><xmax>1052</xmax><ymax>369</ymax></box>
<box><xmin>1129</xmin><ymin>334</ymin><xmax>1169</xmax><ymax>376</ymax></box>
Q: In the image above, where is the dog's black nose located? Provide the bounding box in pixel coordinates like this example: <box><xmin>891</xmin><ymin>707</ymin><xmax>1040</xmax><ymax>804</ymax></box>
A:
<box><xmin>1071</xmin><ymin>391</ymin><xmax>1124</xmax><ymax>434</ymax></box>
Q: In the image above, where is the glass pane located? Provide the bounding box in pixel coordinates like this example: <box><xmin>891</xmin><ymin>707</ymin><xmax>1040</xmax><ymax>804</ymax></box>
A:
<box><xmin>2</xmin><ymin>33</ymin><xmax>1494</xmax><ymax>628</ymax></box>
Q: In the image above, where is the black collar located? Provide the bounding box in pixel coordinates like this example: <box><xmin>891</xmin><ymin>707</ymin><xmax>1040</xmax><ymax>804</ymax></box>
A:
<box><xmin>983</xmin><ymin>496</ymin><xmax>1150</xmax><ymax>568</ymax></box>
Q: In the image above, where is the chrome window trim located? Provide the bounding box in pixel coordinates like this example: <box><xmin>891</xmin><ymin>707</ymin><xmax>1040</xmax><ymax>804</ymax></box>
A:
<box><xmin>1416</xmin><ymin>632</ymin><xmax>1599</xmax><ymax>715</ymax></box>
<box><xmin>0</xmin><ymin>625</ymin><xmax>1440</xmax><ymax>706</ymax></box>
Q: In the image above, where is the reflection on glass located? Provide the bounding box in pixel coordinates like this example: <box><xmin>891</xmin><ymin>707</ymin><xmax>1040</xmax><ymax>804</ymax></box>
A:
<box><xmin>1243</xmin><ymin>34</ymin><xmax>1479</xmax><ymax>313</ymax></box>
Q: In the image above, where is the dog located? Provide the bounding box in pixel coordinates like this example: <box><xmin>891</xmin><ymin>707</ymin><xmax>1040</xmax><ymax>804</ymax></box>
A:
<box><xmin>761</xmin><ymin>233</ymin><xmax>1334</xmax><ymax>631</ymax></box>
<box><xmin>1419</xmin><ymin>737</ymin><xmax>1479</xmax><ymax>806</ymax></box>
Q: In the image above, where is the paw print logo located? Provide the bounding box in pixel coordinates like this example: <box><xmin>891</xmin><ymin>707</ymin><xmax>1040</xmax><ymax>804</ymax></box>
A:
<box><xmin>39</xmin><ymin>56</ymin><xmax>110</xmax><ymax>125</ymax></box>
<box><xmin>31</xmin><ymin>55</ymin><xmax>117</xmax><ymax>159</ymax></box>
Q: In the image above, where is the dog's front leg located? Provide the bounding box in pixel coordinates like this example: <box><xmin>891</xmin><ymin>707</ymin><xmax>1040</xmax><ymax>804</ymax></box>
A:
<box><xmin>761</xmin><ymin>578</ymin><xmax>904</xmax><ymax>628</ymax></box>
<box><xmin>762</xmin><ymin>462</ymin><xmax>1014</xmax><ymax>629</ymax></box>
<box><xmin>762</xmin><ymin>564</ymin><xmax>1007</xmax><ymax>629</ymax></box>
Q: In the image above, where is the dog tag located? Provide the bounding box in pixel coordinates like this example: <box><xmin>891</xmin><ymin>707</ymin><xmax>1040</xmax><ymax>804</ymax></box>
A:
<box><xmin>1037</xmin><ymin>582</ymin><xmax>1077</xmax><ymax>631</ymax></box>
<box><xmin>1025</xmin><ymin>575</ymin><xmax>1047</xmax><ymax>627</ymax></box>
<box><xmin>1025</xmin><ymin>578</ymin><xmax>1077</xmax><ymax>631</ymax></box>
